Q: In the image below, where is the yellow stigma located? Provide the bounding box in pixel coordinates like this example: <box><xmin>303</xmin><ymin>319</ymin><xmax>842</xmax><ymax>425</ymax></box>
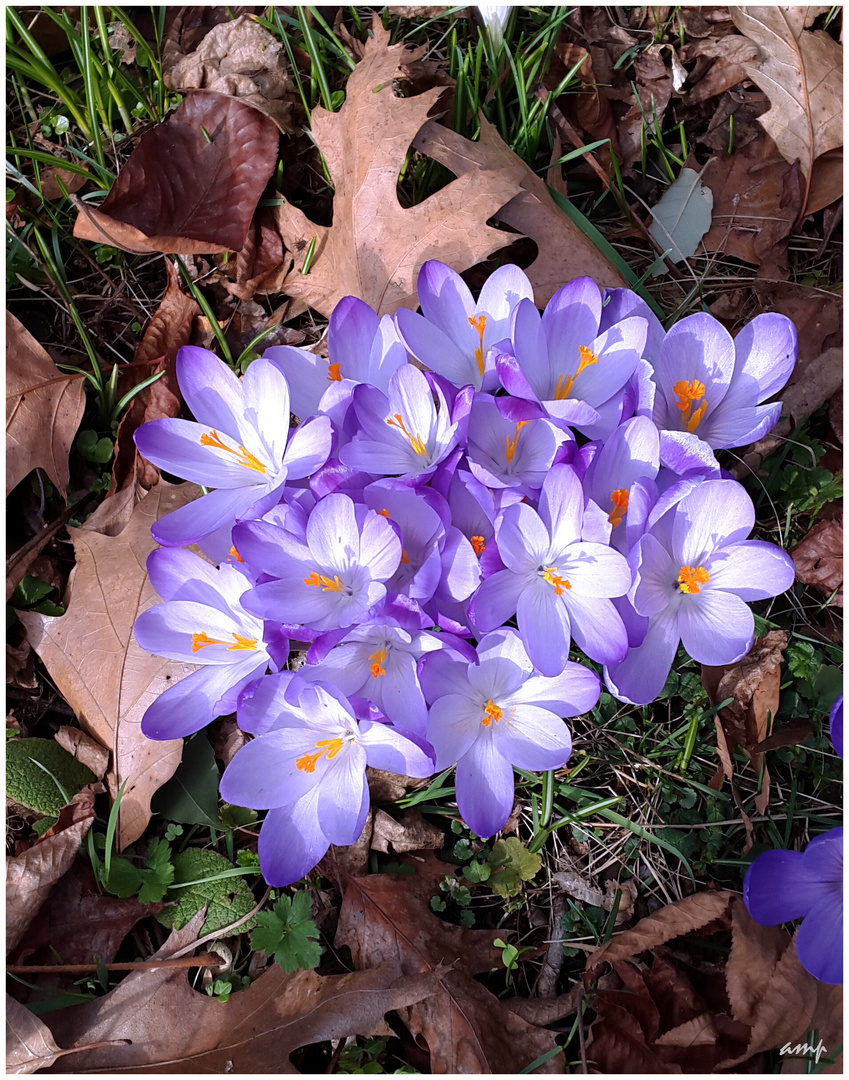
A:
<box><xmin>327</xmin><ymin>361</ymin><xmax>342</xmax><ymax>382</ymax></box>
<box><xmin>468</xmin><ymin>314</ymin><xmax>487</xmax><ymax>376</ymax></box>
<box><xmin>673</xmin><ymin>380</ymin><xmax>707</xmax><ymax>433</ymax></box>
<box><xmin>296</xmin><ymin>737</ymin><xmax>344</xmax><ymax>773</ymax></box>
<box><xmin>482</xmin><ymin>699</ymin><xmax>503</xmax><ymax>727</ymax></box>
<box><xmin>369</xmin><ymin>647</ymin><xmax>387</xmax><ymax>678</ymax></box>
<box><xmin>191</xmin><ymin>631</ymin><xmax>258</xmax><ymax>653</ymax></box>
<box><xmin>608</xmin><ymin>488</ymin><xmax>629</xmax><ymax>528</ymax></box>
<box><xmin>387</xmin><ymin>413</ymin><xmax>428</xmax><ymax>457</ymax></box>
<box><xmin>542</xmin><ymin>566</ymin><xmax>571</xmax><ymax>596</ymax></box>
<box><xmin>199</xmin><ymin>429</ymin><xmax>266</xmax><ymax>474</ymax></box>
<box><xmin>553</xmin><ymin>345</ymin><xmax>598</xmax><ymax>401</ymax></box>
<box><xmin>304</xmin><ymin>571</ymin><xmax>345</xmax><ymax>593</ymax></box>
<box><xmin>470</xmin><ymin>535</ymin><xmax>486</xmax><ymax>557</ymax></box>
<box><xmin>678</xmin><ymin>565</ymin><xmax>710</xmax><ymax>594</ymax></box>
<box><xmin>229</xmin><ymin>545</ymin><xmax>244</xmax><ymax>563</ymax></box>
<box><xmin>504</xmin><ymin>420</ymin><xmax>529</xmax><ymax>463</ymax></box>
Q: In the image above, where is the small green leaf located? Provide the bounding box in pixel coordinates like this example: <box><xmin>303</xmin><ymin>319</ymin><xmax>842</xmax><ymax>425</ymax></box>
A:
<box><xmin>462</xmin><ymin>859</ymin><xmax>491</xmax><ymax>884</ymax></box>
<box><xmin>429</xmin><ymin>895</ymin><xmax>446</xmax><ymax>913</ymax></box>
<box><xmin>157</xmin><ymin>849</ymin><xmax>257</xmax><ymax>935</ymax></box>
<box><xmin>221</xmin><ymin>803</ymin><xmax>258</xmax><ymax>830</ymax></box>
<box><xmin>250</xmin><ymin>892</ymin><xmax>321</xmax><ymax>972</ymax></box>
<box><xmin>11</xmin><ymin>575</ymin><xmax>53</xmax><ymax>608</ymax></box>
<box><xmin>486</xmin><ymin>837</ymin><xmax>542</xmax><ymax>898</ymax></box>
<box><xmin>76</xmin><ymin>430</ymin><xmax>113</xmax><ymax>463</ymax></box>
<box><xmin>54</xmin><ymin>115</ymin><xmax>70</xmax><ymax>134</ymax></box>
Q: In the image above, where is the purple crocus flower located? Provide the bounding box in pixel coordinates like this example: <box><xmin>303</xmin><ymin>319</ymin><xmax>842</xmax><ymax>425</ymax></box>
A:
<box><xmin>465</xmin><ymin>393</ymin><xmax>569</xmax><ymax>492</ymax></box>
<box><xmin>264</xmin><ymin>296</ymin><xmax>407</xmax><ymax>421</ymax></box>
<box><xmin>830</xmin><ymin>694</ymin><xmax>843</xmax><ymax>760</ymax></box>
<box><xmin>650</xmin><ymin>311</ymin><xmax>797</xmax><ymax>451</ymax></box>
<box><xmin>395</xmin><ymin>260</ymin><xmax>533</xmax><ymax>392</ymax></box>
<box><xmin>495</xmin><ymin>278</ymin><xmax>648</xmax><ymax>440</ymax></box>
<box><xmin>134</xmin><ymin>549</ymin><xmax>280</xmax><ymax>739</ymax></box>
<box><xmin>470</xmin><ymin>464</ymin><xmax>631</xmax><ymax>674</ymax></box>
<box><xmin>604</xmin><ymin>478</ymin><xmax>796</xmax><ymax>705</ymax></box>
<box><xmin>134</xmin><ymin>347</ymin><xmax>332</xmax><ymax>546</ymax></box>
<box><xmin>234</xmin><ymin>492</ymin><xmax>401</xmax><ymax>633</ymax></box>
<box><xmin>220</xmin><ymin>674</ymin><xmax>435</xmax><ymax>886</ymax></box>
<box><xmin>340</xmin><ymin>363</ymin><xmax>460</xmax><ymax>480</ymax></box>
<box><xmin>744</xmin><ymin>828</ymin><xmax>843</xmax><ymax>985</ymax></box>
<box><xmin>421</xmin><ymin>628</ymin><xmax>599</xmax><ymax>837</ymax></box>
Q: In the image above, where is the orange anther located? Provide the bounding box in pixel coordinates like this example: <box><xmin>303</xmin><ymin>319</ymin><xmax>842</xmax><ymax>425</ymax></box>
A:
<box><xmin>296</xmin><ymin>737</ymin><xmax>344</xmax><ymax>773</ymax></box>
<box><xmin>542</xmin><ymin>566</ymin><xmax>571</xmax><ymax>596</ymax></box>
<box><xmin>327</xmin><ymin>361</ymin><xmax>342</xmax><ymax>382</ymax></box>
<box><xmin>470</xmin><ymin>535</ymin><xmax>486</xmax><ymax>557</ymax></box>
<box><xmin>386</xmin><ymin>413</ymin><xmax>428</xmax><ymax>457</ymax></box>
<box><xmin>304</xmin><ymin>571</ymin><xmax>345</xmax><ymax>593</ymax></box>
<box><xmin>608</xmin><ymin>488</ymin><xmax>629</xmax><ymax>528</ymax></box>
<box><xmin>468</xmin><ymin>314</ymin><xmax>487</xmax><ymax>376</ymax></box>
<box><xmin>481</xmin><ymin>699</ymin><xmax>503</xmax><ymax>727</ymax></box>
<box><xmin>369</xmin><ymin>647</ymin><xmax>387</xmax><ymax>679</ymax></box>
<box><xmin>677</xmin><ymin>565</ymin><xmax>710</xmax><ymax>594</ymax></box>
<box><xmin>673</xmin><ymin>380</ymin><xmax>707</xmax><ymax>433</ymax></box>
<box><xmin>553</xmin><ymin>345</ymin><xmax>599</xmax><ymax>401</ymax></box>
<box><xmin>505</xmin><ymin>420</ymin><xmax>529</xmax><ymax>463</ymax></box>
<box><xmin>199</xmin><ymin>430</ymin><xmax>266</xmax><ymax>474</ymax></box>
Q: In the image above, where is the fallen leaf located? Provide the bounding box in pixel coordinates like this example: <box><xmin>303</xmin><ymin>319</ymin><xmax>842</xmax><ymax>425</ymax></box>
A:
<box><xmin>274</xmin><ymin>20</ymin><xmax>524</xmax><ymax>318</ymax></box>
<box><xmin>323</xmin><ymin>807</ymin><xmax>374</xmax><ymax>881</ymax></box>
<box><xmin>336</xmin><ymin>868</ymin><xmax>565</xmax><ymax>1073</ymax></box>
<box><xmin>54</xmin><ymin>726</ymin><xmax>110</xmax><ymax>781</ymax></box>
<box><xmin>6</xmin><ymin>994</ymin><xmax>127</xmax><ymax>1074</ymax></box>
<box><xmin>6</xmin><ymin>790</ymin><xmax>95</xmax><ymax>953</ymax></box>
<box><xmin>782</xmin><ymin>347</ymin><xmax>844</xmax><ymax>426</ymax></box>
<box><xmin>806</xmin><ymin>147</ymin><xmax>843</xmax><ymax>215</ymax></box>
<box><xmin>544</xmin><ymin>40</ymin><xmax>621</xmax><ymax>162</ymax></box>
<box><xmin>790</xmin><ymin>516</ymin><xmax>843</xmax><ymax>605</ymax></box>
<box><xmin>38</xmin><ymin>163</ymin><xmax>89</xmax><ymax>202</ymax></box>
<box><xmin>110</xmin><ymin>259</ymin><xmax>198</xmax><ymax>497</ymax></box>
<box><xmin>6</xmin><ymin>312</ymin><xmax>86</xmax><ymax>498</ymax></box>
<box><xmin>73</xmin><ymin>93</ymin><xmax>279</xmax><ymax>255</ymax></box>
<box><xmin>724</xmin><ymin>899</ymin><xmax>788</xmax><ymax>1027</ymax></box>
<box><xmin>370</xmin><ymin>809</ymin><xmax>445</xmax><ymax>854</ymax></box>
<box><xmin>552</xmin><ymin>868</ymin><xmax>636</xmax><ymax>925</ymax></box>
<box><xmin>18</xmin><ymin>483</ymin><xmax>200</xmax><ymax>849</ymax></box>
<box><xmin>412</xmin><ymin>114</ymin><xmax>629</xmax><ymax>306</ymax></box>
<box><xmin>731</xmin><ymin>7</ymin><xmax>842</xmax><ymax>213</ymax></box>
<box><xmin>164</xmin><ymin>14</ymin><xmax>299</xmax><ymax>131</ymax></box>
<box><xmin>648</xmin><ymin>167</ymin><xmax>714</xmax><ymax>270</ymax></box>
<box><xmin>678</xmin><ymin>34</ymin><xmax>758</xmax><ymax>104</ymax></box>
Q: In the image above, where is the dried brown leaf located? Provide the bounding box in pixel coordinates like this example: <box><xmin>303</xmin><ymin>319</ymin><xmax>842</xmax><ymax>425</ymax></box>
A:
<box><xmin>54</xmin><ymin>725</ymin><xmax>110</xmax><ymax>781</ymax></box>
<box><xmin>653</xmin><ymin>1012</ymin><xmax>718</xmax><ymax>1047</ymax></box>
<box><xmin>5</xmin><ymin>994</ymin><xmax>123</xmax><ymax>1074</ymax></box>
<box><xmin>783</xmin><ymin>347</ymin><xmax>844</xmax><ymax>426</ymax></box>
<box><xmin>731</xmin><ymin>7</ymin><xmax>843</xmax><ymax>212</ymax></box>
<box><xmin>275</xmin><ymin>21</ymin><xmax>524</xmax><ymax>318</ymax></box>
<box><xmin>336</xmin><ymin>869</ymin><xmax>564</xmax><ymax>1073</ymax></box>
<box><xmin>6</xmin><ymin>312</ymin><xmax>86</xmax><ymax>498</ymax></box>
<box><xmin>6</xmin><ymin>790</ymin><xmax>95</xmax><ymax>953</ymax></box>
<box><xmin>18</xmin><ymin>483</ymin><xmax>201</xmax><ymax>848</ymax></box>
<box><xmin>790</xmin><ymin>516</ymin><xmax>843</xmax><ymax>605</ymax></box>
<box><xmin>370</xmin><ymin>809</ymin><xmax>445</xmax><ymax>854</ymax></box>
<box><xmin>73</xmin><ymin>93</ymin><xmax>279</xmax><ymax>255</ymax></box>
<box><xmin>412</xmin><ymin>115</ymin><xmax>628</xmax><ymax>306</ymax></box>
<box><xmin>725</xmin><ymin>899</ymin><xmax>789</xmax><ymax>1026</ymax></box>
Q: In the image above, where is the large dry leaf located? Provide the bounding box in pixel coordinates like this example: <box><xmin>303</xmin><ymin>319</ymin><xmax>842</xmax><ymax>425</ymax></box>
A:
<box><xmin>370</xmin><ymin>809</ymin><xmax>445</xmax><ymax>854</ymax></box>
<box><xmin>412</xmin><ymin>115</ymin><xmax>629</xmax><ymax>305</ymax></box>
<box><xmin>336</xmin><ymin>867</ymin><xmax>565</xmax><ymax>1073</ymax></box>
<box><xmin>6</xmin><ymin>312</ymin><xmax>85</xmax><ymax>498</ymax></box>
<box><xmin>724</xmin><ymin>900</ymin><xmax>789</xmax><ymax>1026</ymax></box>
<box><xmin>73</xmin><ymin>93</ymin><xmax>279</xmax><ymax>255</ymax></box>
<box><xmin>6</xmin><ymin>995</ymin><xmax>125</xmax><ymax>1075</ymax></box>
<box><xmin>18</xmin><ymin>483</ymin><xmax>201</xmax><ymax>849</ymax></box>
<box><xmin>731</xmin><ymin>7</ymin><xmax>842</xmax><ymax>211</ymax></box>
<box><xmin>6</xmin><ymin>790</ymin><xmax>95</xmax><ymax>953</ymax></box>
<box><xmin>274</xmin><ymin>21</ymin><xmax>524</xmax><ymax>318</ymax></box>
<box><xmin>44</xmin><ymin>915</ymin><xmax>441</xmax><ymax>1073</ymax></box>
<box><xmin>790</xmin><ymin>516</ymin><xmax>843</xmax><ymax>605</ymax></box>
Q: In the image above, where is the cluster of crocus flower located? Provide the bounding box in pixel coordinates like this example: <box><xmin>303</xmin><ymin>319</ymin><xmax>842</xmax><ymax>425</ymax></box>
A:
<box><xmin>133</xmin><ymin>260</ymin><xmax>798</xmax><ymax>889</ymax></box>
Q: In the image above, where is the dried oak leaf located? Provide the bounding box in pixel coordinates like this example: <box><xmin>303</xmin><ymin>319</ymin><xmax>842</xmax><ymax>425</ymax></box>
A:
<box><xmin>370</xmin><ymin>808</ymin><xmax>445</xmax><ymax>854</ymax></box>
<box><xmin>731</xmin><ymin>8</ymin><xmax>842</xmax><ymax>213</ymax></box>
<box><xmin>275</xmin><ymin>20</ymin><xmax>524</xmax><ymax>318</ymax></box>
<box><xmin>412</xmin><ymin>114</ymin><xmax>629</xmax><ymax>306</ymax></box>
<box><xmin>110</xmin><ymin>258</ymin><xmax>198</xmax><ymax>497</ymax></box>
<box><xmin>6</xmin><ymin>994</ymin><xmax>126</xmax><ymax>1075</ymax></box>
<box><xmin>73</xmin><ymin>93</ymin><xmax>279</xmax><ymax>255</ymax></box>
<box><xmin>43</xmin><ymin>915</ymin><xmax>441</xmax><ymax>1073</ymax></box>
<box><xmin>164</xmin><ymin>14</ymin><xmax>299</xmax><ymax>131</ymax></box>
<box><xmin>6</xmin><ymin>790</ymin><xmax>95</xmax><ymax>953</ymax></box>
<box><xmin>336</xmin><ymin>868</ymin><xmax>565</xmax><ymax>1073</ymax></box>
<box><xmin>54</xmin><ymin>725</ymin><xmax>110</xmax><ymax>781</ymax></box>
<box><xmin>6</xmin><ymin>312</ymin><xmax>85</xmax><ymax>498</ymax></box>
<box><xmin>790</xmin><ymin>516</ymin><xmax>843</xmax><ymax>605</ymax></box>
<box><xmin>18</xmin><ymin>483</ymin><xmax>201</xmax><ymax>850</ymax></box>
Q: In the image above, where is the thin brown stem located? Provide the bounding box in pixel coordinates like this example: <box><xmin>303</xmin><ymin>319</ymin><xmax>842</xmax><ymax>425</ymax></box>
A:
<box><xmin>7</xmin><ymin>954</ymin><xmax>219</xmax><ymax>975</ymax></box>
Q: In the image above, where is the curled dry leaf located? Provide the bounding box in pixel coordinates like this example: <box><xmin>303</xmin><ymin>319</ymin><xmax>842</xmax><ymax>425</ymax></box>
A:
<box><xmin>54</xmin><ymin>725</ymin><xmax>110</xmax><ymax>781</ymax></box>
<box><xmin>6</xmin><ymin>995</ymin><xmax>127</xmax><ymax>1075</ymax></box>
<box><xmin>18</xmin><ymin>482</ymin><xmax>201</xmax><ymax>849</ymax></box>
<box><xmin>370</xmin><ymin>809</ymin><xmax>445</xmax><ymax>854</ymax></box>
<box><xmin>6</xmin><ymin>312</ymin><xmax>85</xmax><ymax>499</ymax></box>
<box><xmin>164</xmin><ymin>14</ymin><xmax>299</xmax><ymax>131</ymax></box>
<box><xmin>413</xmin><ymin>114</ymin><xmax>629</xmax><ymax>306</ymax></box>
<box><xmin>274</xmin><ymin>20</ymin><xmax>524</xmax><ymax>318</ymax></box>
<box><xmin>790</xmin><ymin>516</ymin><xmax>843</xmax><ymax>606</ymax></box>
<box><xmin>336</xmin><ymin>868</ymin><xmax>564</xmax><ymax>1073</ymax></box>
<box><xmin>73</xmin><ymin>93</ymin><xmax>279</xmax><ymax>255</ymax></box>
<box><xmin>6</xmin><ymin>789</ymin><xmax>95</xmax><ymax>953</ymax></box>
<box><xmin>731</xmin><ymin>7</ymin><xmax>842</xmax><ymax>214</ymax></box>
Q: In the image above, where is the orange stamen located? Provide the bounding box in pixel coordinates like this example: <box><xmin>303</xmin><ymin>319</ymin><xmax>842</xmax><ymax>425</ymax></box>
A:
<box><xmin>542</xmin><ymin>566</ymin><xmax>571</xmax><ymax>596</ymax></box>
<box><xmin>677</xmin><ymin>565</ymin><xmax>710</xmax><ymax>594</ymax></box>
<box><xmin>504</xmin><ymin>420</ymin><xmax>529</xmax><ymax>463</ymax></box>
<box><xmin>673</xmin><ymin>380</ymin><xmax>707</xmax><ymax>433</ymax></box>
<box><xmin>229</xmin><ymin>545</ymin><xmax>244</xmax><ymax>563</ymax></box>
<box><xmin>608</xmin><ymin>488</ymin><xmax>629</xmax><ymax>528</ymax></box>
<box><xmin>386</xmin><ymin>413</ymin><xmax>427</xmax><ymax>457</ymax></box>
<box><xmin>327</xmin><ymin>361</ymin><xmax>342</xmax><ymax>382</ymax></box>
<box><xmin>304</xmin><ymin>571</ymin><xmax>345</xmax><ymax>593</ymax></box>
<box><xmin>191</xmin><ymin>631</ymin><xmax>257</xmax><ymax>653</ymax></box>
<box><xmin>369</xmin><ymin>647</ymin><xmax>387</xmax><ymax>678</ymax></box>
<box><xmin>378</xmin><ymin>508</ymin><xmax>390</xmax><ymax>517</ymax></box>
<box><xmin>296</xmin><ymin>737</ymin><xmax>344</xmax><ymax>773</ymax></box>
<box><xmin>481</xmin><ymin>699</ymin><xmax>503</xmax><ymax>727</ymax></box>
<box><xmin>471</xmin><ymin>535</ymin><xmax>486</xmax><ymax>557</ymax></box>
<box><xmin>199</xmin><ymin>430</ymin><xmax>266</xmax><ymax>474</ymax></box>
<box><xmin>553</xmin><ymin>345</ymin><xmax>599</xmax><ymax>401</ymax></box>
<box><xmin>401</xmin><ymin>549</ymin><xmax>410</xmax><ymax>565</ymax></box>
<box><xmin>468</xmin><ymin>314</ymin><xmax>487</xmax><ymax>376</ymax></box>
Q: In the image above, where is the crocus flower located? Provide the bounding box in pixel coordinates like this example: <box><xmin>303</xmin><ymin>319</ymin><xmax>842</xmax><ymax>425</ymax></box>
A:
<box><xmin>234</xmin><ymin>492</ymin><xmax>401</xmax><ymax>633</ymax></box>
<box><xmin>830</xmin><ymin>694</ymin><xmax>843</xmax><ymax>759</ymax></box>
<box><xmin>466</xmin><ymin>393</ymin><xmax>568</xmax><ymax>492</ymax></box>
<box><xmin>495</xmin><ymin>278</ymin><xmax>648</xmax><ymax>440</ymax></box>
<box><xmin>264</xmin><ymin>296</ymin><xmax>407</xmax><ymax>422</ymax></box>
<box><xmin>134</xmin><ymin>347</ymin><xmax>332</xmax><ymax>546</ymax></box>
<box><xmin>134</xmin><ymin>549</ymin><xmax>280</xmax><ymax>740</ymax></box>
<box><xmin>605</xmin><ymin>478</ymin><xmax>796</xmax><ymax>705</ymax></box>
<box><xmin>421</xmin><ymin>628</ymin><xmax>599</xmax><ymax>837</ymax></box>
<box><xmin>340</xmin><ymin>363</ymin><xmax>460</xmax><ymax>479</ymax></box>
<box><xmin>395</xmin><ymin>261</ymin><xmax>533</xmax><ymax>392</ymax></box>
<box><xmin>220</xmin><ymin>675</ymin><xmax>435</xmax><ymax>886</ymax></box>
<box><xmin>471</xmin><ymin>464</ymin><xmax>632</xmax><ymax>674</ymax></box>
<box><xmin>477</xmin><ymin>4</ymin><xmax>511</xmax><ymax>50</ymax></box>
<box><xmin>649</xmin><ymin>311</ymin><xmax>797</xmax><ymax>450</ymax></box>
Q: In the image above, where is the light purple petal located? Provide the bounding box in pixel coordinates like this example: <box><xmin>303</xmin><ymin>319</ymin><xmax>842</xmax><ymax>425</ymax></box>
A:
<box><xmin>478</xmin><ymin>264</ymin><xmax>534</xmax><ymax>339</ymax></box>
<box><xmin>328</xmin><ymin>295</ymin><xmax>380</xmax><ymax>380</ymax></box>
<box><xmin>632</xmin><ymin>533</ymin><xmax>676</xmax><ymax>616</ymax></box>
<box><xmin>566</xmin><ymin>593</ymin><xmax>629</xmax><ymax>666</ymax></box>
<box><xmin>652</xmin><ymin>312</ymin><xmax>735</xmax><ymax>433</ymax></box>
<box><xmin>359</xmin><ymin>509</ymin><xmax>404</xmax><ymax>582</ymax></box>
<box><xmin>140</xmin><ymin>663</ymin><xmax>250</xmax><ymax>740</ymax></box>
<box><xmin>151</xmin><ymin>486</ymin><xmax>265</xmax><ymax>547</ymax></box>
<box><xmin>359</xmin><ymin>718</ymin><xmax>435</xmax><ymax>776</ymax></box>
<box><xmin>456</xmin><ymin>736</ymin><xmax>515</xmax><ymax>838</ymax></box>
<box><xmin>395</xmin><ymin>308</ymin><xmax>475</xmax><ymax>389</ymax></box>
<box><xmin>263</xmin><ymin>344</ymin><xmax>330</xmax><ymax>420</ymax></box>
<box><xmin>673</xmin><ymin>479</ymin><xmax>755</xmax><ymax>565</ymax></box>
<box><xmin>539</xmin><ymin>465</ymin><xmax>583</xmax><ymax>551</ymax></box>
<box><xmin>283</xmin><ymin>415</ymin><xmax>333</xmax><ymax>479</ymax></box>
<box><xmin>499</xmin><ymin>705</ymin><xmax>573</xmax><ymax>771</ymax></box>
<box><xmin>513</xmin><ymin>663</ymin><xmax>600</xmax><ymax>716</ymax></box>
<box><xmin>470</xmin><ymin>627</ymin><xmax>533</xmax><ymax>700</ymax></box>
<box><xmin>418</xmin><ymin>259</ymin><xmax>475</xmax><ymax>335</ymax></box>
<box><xmin>517</xmin><ymin>580</ymin><xmax>571</xmax><ymax>677</ymax></box>
<box><xmin>236</xmin><ymin>669</ymin><xmax>304</xmax><ymax>734</ymax></box>
<box><xmin>306</xmin><ymin>493</ymin><xmax>359</xmax><ymax>572</ymax></box>
<box><xmin>469</xmin><ymin>569</ymin><xmax>525</xmax><ymax>633</ymax></box>
<box><xmin>706</xmin><ymin>540</ymin><xmax>795</xmax><ymax>601</ymax></box>
<box><xmin>175</xmin><ymin>346</ymin><xmax>246</xmax><ymax>433</ymax></box>
<box><xmin>146</xmin><ymin>547</ymin><xmax>223</xmax><ymax>606</ymax></box>
<box><xmin>427</xmin><ymin>693</ymin><xmax>483</xmax><ymax>770</ymax></box>
<box><xmin>658</xmin><ymin>430</ymin><xmax>721</xmax><ymax>475</ymax></box>
<box><xmin>134</xmin><ymin>418</ymin><xmax>265</xmax><ymax>489</ymax></box>
<box><xmin>559</xmin><ymin>542</ymin><xmax>631</xmax><ymax>599</ymax></box>
<box><xmin>732</xmin><ymin>312</ymin><xmax>797</xmax><ymax>404</ymax></box>
<box><xmin>496</xmin><ymin>502</ymin><xmax>550</xmax><ymax>572</ymax></box>
<box><xmin>257</xmin><ymin>796</ymin><xmax>328</xmax><ymax>887</ymax></box>
<box><xmin>677</xmin><ymin>589</ymin><xmax>753</xmax><ymax>665</ymax></box>
<box><xmin>219</xmin><ymin>727</ymin><xmax>323</xmax><ymax>808</ymax></box>
<box><xmin>241</xmin><ymin>357</ymin><xmax>290</xmax><ymax>463</ymax></box>
<box><xmin>604</xmin><ymin>609</ymin><xmax>680</xmax><ymax>706</ymax></box>
<box><xmin>419</xmin><ymin>649</ymin><xmax>475</xmax><ymax>704</ymax></box>
<box><xmin>316</xmin><ymin>746</ymin><xmax>370</xmax><ymax>846</ymax></box>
